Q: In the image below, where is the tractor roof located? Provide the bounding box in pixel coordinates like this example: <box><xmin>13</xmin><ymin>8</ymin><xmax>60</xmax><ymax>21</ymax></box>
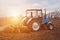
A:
<box><xmin>26</xmin><ymin>9</ymin><xmax>42</xmax><ymax>11</ymax></box>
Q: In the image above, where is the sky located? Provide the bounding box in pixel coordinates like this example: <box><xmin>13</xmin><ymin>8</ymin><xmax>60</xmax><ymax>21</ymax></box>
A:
<box><xmin>0</xmin><ymin>0</ymin><xmax>60</xmax><ymax>17</ymax></box>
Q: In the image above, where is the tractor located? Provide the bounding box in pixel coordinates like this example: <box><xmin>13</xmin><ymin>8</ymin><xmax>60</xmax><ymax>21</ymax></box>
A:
<box><xmin>22</xmin><ymin>9</ymin><xmax>54</xmax><ymax>31</ymax></box>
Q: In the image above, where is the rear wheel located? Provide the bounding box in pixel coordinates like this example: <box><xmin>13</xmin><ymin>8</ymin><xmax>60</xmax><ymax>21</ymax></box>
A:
<box><xmin>28</xmin><ymin>22</ymin><xmax>40</xmax><ymax>31</ymax></box>
<box><xmin>32</xmin><ymin>22</ymin><xmax>40</xmax><ymax>31</ymax></box>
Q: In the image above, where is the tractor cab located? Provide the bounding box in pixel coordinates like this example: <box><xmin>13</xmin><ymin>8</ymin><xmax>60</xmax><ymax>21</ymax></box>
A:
<box><xmin>26</xmin><ymin>9</ymin><xmax>43</xmax><ymax>18</ymax></box>
<box><xmin>23</xmin><ymin>9</ymin><xmax>43</xmax><ymax>23</ymax></box>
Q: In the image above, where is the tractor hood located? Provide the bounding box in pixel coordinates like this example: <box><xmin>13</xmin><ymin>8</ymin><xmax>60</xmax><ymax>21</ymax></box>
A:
<box><xmin>22</xmin><ymin>17</ymin><xmax>32</xmax><ymax>24</ymax></box>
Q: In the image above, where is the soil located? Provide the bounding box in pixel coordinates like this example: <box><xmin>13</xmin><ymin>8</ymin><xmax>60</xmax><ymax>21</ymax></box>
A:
<box><xmin>0</xmin><ymin>19</ymin><xmax>60</xmax><ymax>40</ymax></box>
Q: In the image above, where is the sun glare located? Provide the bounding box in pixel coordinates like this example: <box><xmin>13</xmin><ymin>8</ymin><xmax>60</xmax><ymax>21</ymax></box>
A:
<box><xmin>12</xmin><ymin>14</ymin><xmax>18</xmax><ymax>18</ymax></box>
<box><xmin>8</xmin><ymin>9</ymin><xmax>24</xmax><ymax>24</ymax></box>
<box><xmin>10</xmin><ymin>10</ymin><xmax>20</xmax><ymax>21</ymax></box>
<box><xmin>12</xmin><ymin>15</ymin><xmax>18</xmax><ymax>21</ymax></box>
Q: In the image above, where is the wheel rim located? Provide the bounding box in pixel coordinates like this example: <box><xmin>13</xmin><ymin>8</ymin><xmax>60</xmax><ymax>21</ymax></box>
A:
<box><xmin>49</xmin><ymin>25</ymin><xmax>53</xmax><ymax>30</ymax></box>
<box><xmin>32</xmin><ymin>22</ymin><xmax>40</xmax><ymax>31</ymax></box>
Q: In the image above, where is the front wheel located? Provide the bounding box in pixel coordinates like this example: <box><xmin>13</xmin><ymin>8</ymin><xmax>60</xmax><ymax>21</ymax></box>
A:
<box><xmin>49</xmin><ymin>24</ymin><xmax>54</xmax><ymax>30</ymax></box>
